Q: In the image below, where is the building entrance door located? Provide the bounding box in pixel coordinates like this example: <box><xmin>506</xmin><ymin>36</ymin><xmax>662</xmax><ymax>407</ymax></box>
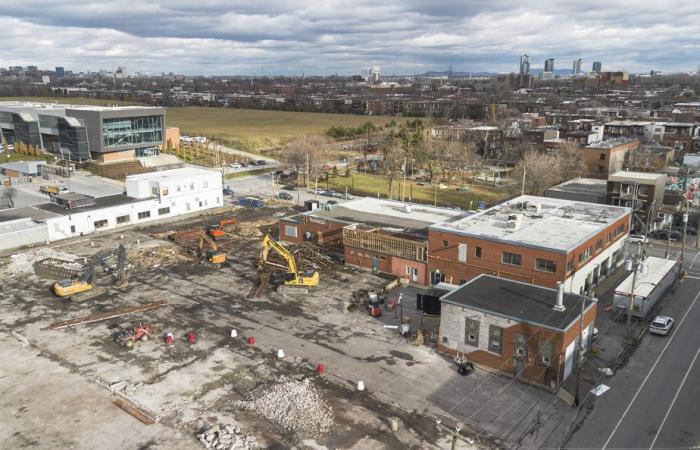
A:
<box><xmin>371</xmin><ymin>256</ymin><xmax>378</xmax><ymax>273</ymax></box>
<box><xmin>514</xmin><ymin>358</ymin><xmax>524</xmax><ymax>379</ymax></box>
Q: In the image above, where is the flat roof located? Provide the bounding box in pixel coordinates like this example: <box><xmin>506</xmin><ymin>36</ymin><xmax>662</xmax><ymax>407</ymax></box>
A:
<box><xmin>0</xmin><ymin>161</ymin><xmax>46</xmax><ymax>172</ymax></box>
<box><xmin>586</xmin><ymin>138</ymin><xmax>637</xmax><ymax>149</ymax></box>
<box><xmin>430</xmin><ymin>195</ymin><xmax>630</xmax><ymax>253</ymax></box>
<box><xmin>125</xmin><ymin>167</ymin><xmax>218</xmax><ymax>182</ymax></box>
<box><xmin>441</xmin><ymin>274</ymin><xmax>595</xmax><ymax>331</ymax></box>
<box><xmin>0</xmin><ymin>101</ymin><xmax>159</xmax><ymax>113</ymax></box>
<box><xmin>0</xmin><ymin>205</ymin><xmax>62</xmax><ymax>223</ymax></box>
<box><xmin>614</xmin><ymin>257</ymin><xmax>677</xmax><ymax>298</ymax></box>
<box><xmin>33</xmin><ymin>194</ymin><xmax>145</xmax><ymax>215</ymax></box>
<box><xmin>608</xmin><ymin>171</ymin><xmax>665</xmax><ymax>183</ymax></box>
<box><xmin>305</xmin><ymin>198</ymin><xmax>465</xmax><ymax>235</ymax></box>
<box><xmin>547</xmin><ymin>178</ymin><xmax>607</xmax><ymax>194</ymax></box>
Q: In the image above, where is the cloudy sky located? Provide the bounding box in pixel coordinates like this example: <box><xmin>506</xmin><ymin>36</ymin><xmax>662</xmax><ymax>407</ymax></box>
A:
<box><xmin>1</xmin><ymin>0</ymin><xmax>698</xmax><ymax>76</ymax></box>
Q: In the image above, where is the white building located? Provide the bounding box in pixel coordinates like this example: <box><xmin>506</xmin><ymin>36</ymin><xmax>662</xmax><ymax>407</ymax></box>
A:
<box><xmin>0</xmin><ymin>167</ymin><xmax>223</xmax><ymax>250</ymax></box>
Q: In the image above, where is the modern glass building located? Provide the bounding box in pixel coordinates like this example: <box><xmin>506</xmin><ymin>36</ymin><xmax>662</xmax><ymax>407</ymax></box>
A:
<box><xmin>0</xmin><ymin>101</ymin><xmax>166</xmax><ymax>161</ymax></box>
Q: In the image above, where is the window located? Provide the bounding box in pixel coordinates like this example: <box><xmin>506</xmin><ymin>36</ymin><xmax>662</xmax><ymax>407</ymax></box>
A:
<box><xmin>162</xmin><ymin>187</ymin><xmax>169</xmax><ymax>196</ymax></box>
<box><xmin>70</xmin><ymin>225</ymin><xmax>76</xmax><ymax>233</ymax></box>
<box><xmin>502</xmin><ymin>252</ymin><xmax>522</xmax><ymax>266</ymax></box>
<box><xmin>475</xmin><ymin>246</ymin><xmax>482</xmax><ymax>258</ymax></box>
<box><xmin>442</xmin><ymin>240</ymin><xmax>449</xmax><ymax>248</ymax></box>
<box><xmin>102</xmin><ymin>115</ymin><xmax>163</xmax><ymax>149</ymax></box>
<box><xmin>578</xmin><ymin>247</ymin><xmax>592</xmax><ymax>263</ymax></box>
<box><xmin>203</xmin><ymin>180</ymin><xmax>208</xmax><ymax>188</ymax></box>
<box><xmin>284</xmin><ymin>225</ymin><xmax>297</xmax><ymax>238</ymax></box>
<box><xmin>190</xmin><ymin>182</ymin><xmax>195</xmax><ymax>191</ymax></box>
<box><xmin>465</xmin><ymin>318</ymin><xmax>479</xmax><ymax>346</ymax></box>
<box><xmin>158</xmin><ymin>207</ymin><xmax>170</xmax><ymax>215</ymax></box>
<box><xmin>216</xmin><ymin>197</ymin><xmax>220</xmax><ymax>205</ymax></box>
<box><xmin>177</xmin><ymin>185</ymin><xmax>181</xmax><ymax>192</ymax></box>
<box><xmin>514</xmin><ymin>333</ymin><xmax>528</xmax><ymax>358</ymax></box>
<box><xmin>535</xmin><ymin>258</ymin><xmax>557</xmax><ymax>273</ymax></box>
<box><xmin>596</xmin><ymin>239</ymin><xmax>603</xmax><ymax>251</ymax></box>
<box><xmin>93</xmin><ymin>219</ymin><xmax>108</xmax><ymax>229</ymax></box>
<box><xmin>567</xmin><ymin>260</ymin><xmax>574</xmax><ymax>273</ymax></box>
<box><xmin>488</xmin><ymin>325</ymin><xmax>503</xmax><ymax>354</ymax></box>
<box><xmin>459</xmin><ymin>279</ymin><xmax>467</xmax><ymax>285</ymax></box>
<box><xmin>458</xmin><ymin>244</ymin><xmax>467</xmax><ymax>263</ymax></box>
<box><xmin>379</xmin><ymin>255</ymin><xmax>385</xmax><ymax>261</ymax></box>
<box><xmin>138</xmin><ymin>211</ymin><xmax>151</xmax><ymax>219</ymax></box>
<box><xmin>540</xmin><ymin>340</ymin><xmax>555</xmax><ymax>367</ymax></box>
<box><xmin>116</xmin><ymin>215</ymin><xmax>130</xmax><ymax>225</ymax></box>
<box><xmin>599</xmin><ymin>153</ymin><xmax>606</xmax><ymax>160</ymax></box>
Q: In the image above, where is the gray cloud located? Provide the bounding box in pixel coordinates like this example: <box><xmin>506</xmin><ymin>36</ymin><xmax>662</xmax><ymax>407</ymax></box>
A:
<box><xmin>0</xmin><ymin>1</ymin><xmax>698</xmax><ymax>75</ymax></box>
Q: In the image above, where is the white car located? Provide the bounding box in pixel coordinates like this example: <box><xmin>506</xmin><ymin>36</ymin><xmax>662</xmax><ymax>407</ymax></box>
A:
<box><xmin>628</xmin><ymin>235</ymin><xmax>647</xmax><ymax>244</ymax></box>
<box><xmin>649</xmin><ymin>316</ymin><xmax>674</xmax><ymax>336</ymax></box>
<box><xmin>229</xmin><ymin>163</ymin><xmax>243</xmax><ymax>169</ymax></box>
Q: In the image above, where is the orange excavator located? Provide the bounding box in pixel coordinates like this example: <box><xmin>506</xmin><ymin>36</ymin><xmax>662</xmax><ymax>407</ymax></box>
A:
<box><xmin>171</xmin><ymin>228</ymin><xmax>226</xmax><ymax>265</ymax></box>
<box><xmin>208</xmin><ymin>217</ymin><xmax>239</xmax><ymax>240</ymax></box>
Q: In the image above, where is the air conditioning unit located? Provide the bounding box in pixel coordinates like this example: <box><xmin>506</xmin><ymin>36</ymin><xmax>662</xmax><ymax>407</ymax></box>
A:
<box><xmin>507</xmin><ymin>214</ymin><xmax>523</xmax><ymax>230</ymax></box>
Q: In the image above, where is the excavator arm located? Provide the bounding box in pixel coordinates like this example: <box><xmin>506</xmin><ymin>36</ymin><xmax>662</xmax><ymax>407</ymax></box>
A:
<box><xmin>260</xmin><ymin>234</ymin><xmax>297</xmax><ymax>274</ymax></box>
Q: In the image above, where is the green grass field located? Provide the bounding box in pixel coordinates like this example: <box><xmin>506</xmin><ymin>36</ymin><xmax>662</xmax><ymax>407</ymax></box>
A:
<box><xmin>0</xmin><ymin>97</ymin><xmax>402</xmax><ymax>153</ymax></box>
<box><xmin>166</xmin><ymin>107</ymin><xmax>402</xmax><ymax>152</ymax></box>
<box><xmin>319</xmin><ymin>172</ymin><xmax>505</xmax><ymax>210</ymax></box>
<box><xmin>1</xmin><ymin>151</ymin><xmax>53</xmax><ymax>163</ymax></box>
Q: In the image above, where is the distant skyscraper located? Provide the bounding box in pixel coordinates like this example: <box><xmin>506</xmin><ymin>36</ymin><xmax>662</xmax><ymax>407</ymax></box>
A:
<box><xmin>544</xmin><ymin>58</ymin><xmax>555</xmax><ymax>73</ymax></box>
<box><xmin>592</xmin><ymin>61</ymin><xmax>602</xmax><ymax>73</ymax></box>
<box><xmin>55</xmin><ymin>66</ymin><xmax>65</xmax><ymax>78</ymax></box>
<box><xmin>572</xmin><ymin>58</ymin><xmax>582</xmax><ymax>77</ymax></box>
<box><xmin>519</xmin><ymin>55</ymin><xmax>530</xmax><ymax>75</ymax></box>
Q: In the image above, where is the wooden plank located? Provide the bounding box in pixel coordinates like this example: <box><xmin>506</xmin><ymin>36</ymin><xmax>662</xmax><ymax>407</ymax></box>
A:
<box><xmin>41</xmin><ymin>300</ymin><xmax>167</xmax><ymax>330</ymax></box>
<box><xmin>112</xmin><ymin>396</ymin><xmax>155</xmax><ymax>425</ymax></box>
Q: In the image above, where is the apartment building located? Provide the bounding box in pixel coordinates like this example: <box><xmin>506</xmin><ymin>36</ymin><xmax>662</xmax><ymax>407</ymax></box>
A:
<box><xmin>662</xmin><ymin>122</ymin><xmax>698</xmax><ymax>159</ymax></box>
<box><xmin>582</xmin><ymin>138</ymin><xmax>640</xmax><ymax>179</ymax></box>
<box><xmin>428</xmin><ymin>195</ymin><xmax>631</xmax><ymax>295</ymax></box>
<box><xmin>607</xmin><ymin>171</ymin><xmax>666</xmax><ymax>232</ymax></box>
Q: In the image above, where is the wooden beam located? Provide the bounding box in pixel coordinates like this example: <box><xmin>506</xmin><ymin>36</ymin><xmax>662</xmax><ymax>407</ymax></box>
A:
<box><xmin>41</xmin><ymin>300</ymin><xmax>168</xmax><ymax>330</ymax></box>
<box><xmin>112</xmin><ymin>396</ymin><xmax>156</xmax><ymax>425</ymax></box>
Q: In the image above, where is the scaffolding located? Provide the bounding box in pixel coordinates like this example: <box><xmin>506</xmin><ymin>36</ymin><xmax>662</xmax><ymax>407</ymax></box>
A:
<box><xmin>343</xmin><ymin>226</ymin><xmax>427</xmax><ymax>261</ymax></box>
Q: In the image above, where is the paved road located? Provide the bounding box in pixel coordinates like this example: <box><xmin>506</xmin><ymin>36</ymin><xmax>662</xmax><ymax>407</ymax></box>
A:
<box><xmin>224</xmin><ymin>173</ymin><xmax>353</xmax><ymax>206</ymax></box>
<box><xmin>567</xmin><ymin>247</ymin><xmax>700</xmax><ymax>450</ymax></box>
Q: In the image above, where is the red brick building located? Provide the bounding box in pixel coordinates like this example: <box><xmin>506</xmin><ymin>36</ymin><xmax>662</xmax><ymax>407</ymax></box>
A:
<box><xmin>582</xmin><ymin>138</ymin><xmax>640</xmax><ymax>179</ymax></box>
<box><xmin>427</xmin><ymin>195</ymin><xmax>631</xmax><ymax>295</ymax></box>
<box><xmin>439</xmin><ymin>275</ymin><xmax>597</xmax><ymax>389</ymax></box>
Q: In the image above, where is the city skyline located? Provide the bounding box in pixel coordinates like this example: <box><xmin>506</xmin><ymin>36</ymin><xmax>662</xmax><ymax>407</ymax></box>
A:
<box><xmin>1</xmin><ymin>0</ymin><xmax>699</xmax><ymax>75</ymax></box>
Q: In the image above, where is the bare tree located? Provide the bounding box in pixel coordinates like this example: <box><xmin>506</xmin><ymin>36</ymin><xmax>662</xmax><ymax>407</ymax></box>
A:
<box><xmin>381</xmin><ymin>138</ymin><xmax>405</xmax><ymax>198</ymax></box>
<box><xmin>1</xmin><ymin>187</ymin><xmax>16</xmax><ymax>208</ymax></box>
<box><xmin>556</xmin><ymin>141</ymin><xmax>583</xmax><ymax>182</ymax></box>
<box><xmin>282</xmin><ymin>135</ymin><xmax>332</xmax><ymax>186</ymax></box>
<box><xmin>511</xmin><ymin>151</ymin><xmax>561</xmax><ymax>196</ymax></box>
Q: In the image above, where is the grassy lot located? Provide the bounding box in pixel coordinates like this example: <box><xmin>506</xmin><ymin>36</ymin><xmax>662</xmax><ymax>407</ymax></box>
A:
<box><xmin>224</xmin><ymin>167</ymin><xmax>274</xmax><ymax>179</ymax></box>
<box><xmin>166</xmin><ymin>107</ymin><xmax>403</xmax><ymax>152</ymax></box>
<box><xmin>318</xmin><ymin>172</ymin><xmax>506</xmax><ymax>210</ymax></box>
<box><xmin>1</xmin><ymin>151</ymin><xmax>54</xmax><ymax>163</ymax></box>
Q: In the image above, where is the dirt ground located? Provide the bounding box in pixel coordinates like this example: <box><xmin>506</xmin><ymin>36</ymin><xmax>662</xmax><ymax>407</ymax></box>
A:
<box><xmin>0</xmin><ymin>205</ymin><xmax>482</xmax><ymax>450</ymax></box>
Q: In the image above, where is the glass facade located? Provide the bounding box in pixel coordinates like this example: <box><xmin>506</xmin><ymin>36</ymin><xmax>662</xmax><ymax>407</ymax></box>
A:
<box><xmin>58</xmin><ymin>117</ymin><xmax>90</xmax><ymax>161</ymax></box>
<box><xmin>102</xmin><ymin>115</ymin><xmax>163</xmax><ymax>150</ymax></box>
<box><xmin>12</xmin><ymin>113</ymin><xmax>42</xmax><ymax>147</ymax></box>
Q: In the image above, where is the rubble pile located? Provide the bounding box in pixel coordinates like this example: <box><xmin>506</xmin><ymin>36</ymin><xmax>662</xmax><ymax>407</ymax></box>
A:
<box><xmin>197</xmin><ymin>424</ymin><xmax>257</xmax><ymax>449</ymax></box>
<box><xmin>235</xmin><ymin>378</ymin><xmax>333</xmax><ymax>436</ymax></box>
<box><xmin>2</xmin><ymin>248</ymin><xmax>78</xmax><ymax>276</ymax></box>
<box><xmin>128</xmin><ymin>244</ymin><xmax>190</xmax><ymax>268</ymax></box>
<box><xmin>288</xmin><ymin>242</ymin><xmax>338</xmax><ymax>270</ymax></box>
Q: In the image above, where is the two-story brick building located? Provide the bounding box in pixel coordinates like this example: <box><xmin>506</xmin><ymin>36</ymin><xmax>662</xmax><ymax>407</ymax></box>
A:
<box><xmin>427</xmin><ymin>195</ymin><xmax>631</xmax><ymax>295</ymax></box>
<box><xmin>582</xmin><ymin>138</ymin><xmax>640</xmax><ymax>179</ymax></box>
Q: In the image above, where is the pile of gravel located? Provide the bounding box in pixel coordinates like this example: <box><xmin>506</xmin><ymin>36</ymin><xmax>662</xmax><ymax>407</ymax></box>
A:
<box><xmin>235</xmin><ymin>378</ymin><xmax>333</xmax><ymax>436</ymax></box>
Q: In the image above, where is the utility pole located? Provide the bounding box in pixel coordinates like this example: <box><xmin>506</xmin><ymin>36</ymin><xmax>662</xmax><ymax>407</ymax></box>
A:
<box><xmin>574</xmin><ymin>289</ymin><xmax>588</xmax><ymax>406</ymax></box>
<box><xmin>681</xmin><ymin>202</ymin><xmax>689</xmax><ymax>271</ymax></box>
<box><xmin>627</xmin><ymin>243</ymin><xmax>643</xmax><ymax>329</ymax></box>
<box><xmin>521</xmin><ymin>166</ymin><xmax>526</xmax><ymax>196</ymax></box>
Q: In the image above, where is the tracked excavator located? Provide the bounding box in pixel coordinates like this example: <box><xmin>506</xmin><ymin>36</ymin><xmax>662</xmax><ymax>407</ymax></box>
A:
<box><xmin>258</xmin><ymin>234</ymin><xmax>319</xmax><ymax>294</ymax></box>
<box><xmin>53</xmin><ymin>244</ymin><xmax>129</xmax><ymax>302</ymax></box>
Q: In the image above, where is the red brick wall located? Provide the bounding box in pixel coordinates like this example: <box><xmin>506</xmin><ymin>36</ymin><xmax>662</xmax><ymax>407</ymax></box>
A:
<box><xmin>278</xmin><ymin>216</ymin><xmax>345</xmax><ymax>248</ymax></box>
<box><xmin>427</xmin><ymin>213</ymin><xmax>629</xmax><ymax>288</ymax></box>
<box><xmin>344</xmin><ymin>246</ymin><xmax>428</xmax><ymax>284</ymax></box>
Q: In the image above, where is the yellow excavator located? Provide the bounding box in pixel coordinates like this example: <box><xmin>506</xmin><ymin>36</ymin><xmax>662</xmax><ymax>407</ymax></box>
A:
<box><xmin>259</xmin><ymin>234</ymin><xmax>319</xmax><ymax>294</ymax></box>
<box><xmin>53</xmin><ymin>244</ymin><xmax>128</xmax><ymax>302</ymax></box>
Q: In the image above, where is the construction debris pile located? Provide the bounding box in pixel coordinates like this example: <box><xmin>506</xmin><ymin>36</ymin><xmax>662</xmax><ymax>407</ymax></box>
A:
<box><xmin>127</xmin><ymin>243</ymin><xmax>190</xmax><ymax>268</ymax></box>
<box><xmin>197</xmin><ymin>424</ymin><xmax>258</xmax><ymax>449</ymax></box>
<box><xmin>2</xmin><ymin>248</ymin><xmax>78</xmax><ymax>276</ymax></box>
<box><xmin>234</xmin><ymin>378</ymin><xmax>333</xmax><ymax>436</ymax></box>
<box><xmin>287</xmin><ymin>243</ymin><xmax>338</xmax><ymax>270</ymax></box>
<box><xmin>237</xmin><ymin>220</ymin><xmax>271</xmax><ymax>238</ymax></box>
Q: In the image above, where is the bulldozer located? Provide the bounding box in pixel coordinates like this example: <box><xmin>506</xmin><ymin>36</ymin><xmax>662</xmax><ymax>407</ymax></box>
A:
<box><xmin>53</xmin><ymin>244</ymin><xmax>129</xmax><ymax>302</ymax></box>
<box><xmin>258</xmin><ymin>234</ymin><xmax>319</xmax><ymax>294</ymax></box>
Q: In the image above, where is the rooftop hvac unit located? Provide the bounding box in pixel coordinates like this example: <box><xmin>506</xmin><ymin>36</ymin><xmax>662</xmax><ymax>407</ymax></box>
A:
<box><xmin>507</xmin><ymin>214</ymin><xmax>523</xmax><ymax>230</ymax></box>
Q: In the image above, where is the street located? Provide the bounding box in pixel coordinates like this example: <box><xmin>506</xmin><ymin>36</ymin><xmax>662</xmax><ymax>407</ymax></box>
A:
<box><xmin>224</xmin><ymin>173</ymin><xmax>353</xmax><ymax>206</ymax></box>
<box><xmin>566</xmin><ymin>242</ymin><xmax>700</xmax><ymax>450</ymax></box>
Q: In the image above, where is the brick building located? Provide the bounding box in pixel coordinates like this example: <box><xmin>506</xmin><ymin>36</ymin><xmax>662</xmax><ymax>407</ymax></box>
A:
<box><xmin>662</xmin><ymin>122</ymin><xmax>698</xmax><ymax>160</ymax></box>
<box><xmin>439</xmin><ymin>275</ymin><xmax>597</xmax><ymax>388</ymax></box>
<box><xmin>582</xmin><ymin>138</ymin><xmax>640</xmax><ymax>179</ymax></box>
<box><xmin>607</xmin><ymin>171</ymin><xmax>666</xmax><ymax>232</ymax></box>
<box><xmin>427</xmin><ymin>195</ymin><xmax>631</xmax><ymax>295</ymax></box>
<box><xmin>278</xmin><ymin>198</ymin><xmax>463</xmax><ymax>284</ymax></box>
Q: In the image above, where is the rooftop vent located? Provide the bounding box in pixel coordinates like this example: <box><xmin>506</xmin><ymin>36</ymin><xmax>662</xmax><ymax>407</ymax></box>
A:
<box><xmin>507</xmin><ymin>214</ymin><xmax>523</xmax><ymax>230</ymax></box>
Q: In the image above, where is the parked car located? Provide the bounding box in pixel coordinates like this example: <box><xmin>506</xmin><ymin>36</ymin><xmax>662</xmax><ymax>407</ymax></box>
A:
<box><xmin>282</xmin><ymin>184</ymin><xmax>297</xmax><ymax>191</ymax></box>
<box><xmin>229</xmin><ymin>163</ymin><xmax>243</xmax><ymax>169</ymax></box>
<box><xmin>326</xmin><ymin>200</ymin><xmax>338</xmax><ymax>206</ymax></box>
<box><xmin>255</xmin><ymin>159</ymin><xmax>267</xmax><ymax>165</ymax></box>
<box><xmin>649</xmin><ymin>230</ymin><xmax>681</xmax><ymax>242</ymax></box>
<box><xmin>308</xmin><ymin>188</ymin><xmax>326</xmax><ymax>195</ymax></box>
<box><xmin>344</xmin><ymin>193</ymin><xmax>355</xmax><ymax>200</ymax></box>
<box><xmin>628</xmin><ymin>235</ymin><xmax>647</xmax><ymax>244</ymax></box>
<box><xmin>321</xmin><ymin>190</ymin><xmax>337</xmax><ymax>197</ymax></box>
<box><xmin>277</xmin><ymin>192</ymin><xmax>293</xmax><ymax>201</ymax></box>
<box><xmin>649</xmin><ymin>316</ymin><xmax>674</xmax><ymax>336</ymax></box>
<box><xmin>673</xmin><ymin>225</ymin><xmax>697</xmax><ymax>235</ymax></box>
<box><xmin>222</xmin><ymin>187</ymin><xmax>234</xmax><ymax>196</ymax></box>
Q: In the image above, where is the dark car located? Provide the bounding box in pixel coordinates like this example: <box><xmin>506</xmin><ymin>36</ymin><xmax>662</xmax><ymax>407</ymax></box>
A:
<box><xmin>277</xmin><ymin>192</ymin><xmax>294</xmax><ymax>201</ymax></box>
<box><xmin>222</xmin><ymin>187</ymin><xmax>234</xmax><ymax>196</ymax></box>
<box><xmin>255</xmin><ymin>159</ymin><xmax>267</xmax><ymax>165</ymax></box>
<box><xmin>282</xmin><ymin>184</ymin><xmax>297</xmax><ymax>191</ymax></box>
<box><xmin>321</xmin><ymin>190</ymin><xmax>337</xmax><ymax>197</ymax></box>
<box><xmin>673</xmin><ymin>225</ymin><xmax>697</xmax><ymax>235</ymax></box>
